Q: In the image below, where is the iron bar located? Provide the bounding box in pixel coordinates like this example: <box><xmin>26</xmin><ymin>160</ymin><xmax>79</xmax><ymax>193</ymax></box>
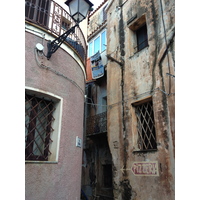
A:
<box><xmin>25</xmin><ymin>93</ymin><xmax>55</xmax><ymax>161</ymax></box>
<box><xmin>25</xmin><ymin>0</ymin><xmax>86</xmax><ymax>63</ymax></box>
<box><xmin>47</xmin><ymin>23</ymin><xmax>78</xmax><ymax>59</ymax></box>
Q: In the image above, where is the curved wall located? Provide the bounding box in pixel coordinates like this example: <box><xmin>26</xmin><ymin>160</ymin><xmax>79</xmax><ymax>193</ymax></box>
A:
<box><xmin>25</xmin><ymin>24</ymin><xmax>85</xmax><ymax>200</ymax></box>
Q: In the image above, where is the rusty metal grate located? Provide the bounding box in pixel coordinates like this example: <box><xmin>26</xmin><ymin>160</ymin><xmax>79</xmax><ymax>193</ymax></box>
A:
<box><xmin>135</xmin><ymin>100</ymin><xmax>157</xmax><ymax>151</ymax></box>
<box><xmin>25</xmin><ymin>93</ymin><xmax>55</xmax><ymax>161</ymax></box>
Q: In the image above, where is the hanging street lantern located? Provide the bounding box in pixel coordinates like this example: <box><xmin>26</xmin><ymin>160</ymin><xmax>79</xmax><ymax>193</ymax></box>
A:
<box><xmin>46</xmin><ymin>0</ymin><xmax>94</xmax><ymax>60</ymax></box>
<box><xmin>65</xmin><ymin>0</ymin><xmax>94</xmax><ymax>24</ymax></box>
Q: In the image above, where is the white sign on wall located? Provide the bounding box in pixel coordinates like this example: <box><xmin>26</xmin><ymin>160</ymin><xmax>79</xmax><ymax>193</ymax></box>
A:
<box><xmin>76</xmin><ymin>136</ymin><xmax>82</xmax><ymax>148</ymax></box>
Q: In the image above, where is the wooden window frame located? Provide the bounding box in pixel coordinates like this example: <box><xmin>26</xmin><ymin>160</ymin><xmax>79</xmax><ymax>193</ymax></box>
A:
<box><xmin>128</xmin><ymin>15</ymin><xmax>149</xmax><ymax>53</ymax></box>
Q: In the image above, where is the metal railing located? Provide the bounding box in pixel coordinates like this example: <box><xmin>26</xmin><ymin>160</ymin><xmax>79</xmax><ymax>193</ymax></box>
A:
<box><xmin>25</xmin><ymin>0</ymin><xmax>87</xmax><ymax>63</ymax></box>
<box><xmin>86</xmin><ymin>112</ymin><xmax>107</xmax><ymax>136</ymax></box>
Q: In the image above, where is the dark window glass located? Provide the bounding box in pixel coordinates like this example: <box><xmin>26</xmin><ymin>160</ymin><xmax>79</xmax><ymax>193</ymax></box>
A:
<box><xmin>136</xmin><ymin>24</ymin><xmax>148</xmax><ymax>51</ymax></box>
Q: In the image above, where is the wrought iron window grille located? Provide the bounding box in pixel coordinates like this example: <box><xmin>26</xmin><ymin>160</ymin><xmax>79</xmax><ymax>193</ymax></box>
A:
<box><xmin>25</xmin><ymin>93</ymin><xmax>56</xmax><ymax>161</ymax></box>
<box><xmin>134</xmin><ymin>100</ymin><xmax>157</xmax><ymax>151</ymax></box>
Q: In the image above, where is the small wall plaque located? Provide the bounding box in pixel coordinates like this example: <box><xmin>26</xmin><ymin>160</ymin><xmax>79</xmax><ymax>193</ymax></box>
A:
<box><xmin>76</xmin><ymin>136</ymin><xmax>82</xmax><ymax>148</ymax></box>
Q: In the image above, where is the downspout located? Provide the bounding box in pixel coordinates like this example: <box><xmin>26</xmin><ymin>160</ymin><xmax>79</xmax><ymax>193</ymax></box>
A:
<box><xmin>118</xmin><ymin>1</ymin><xmax>133</xmax><ymax>200</ymax></box>
<box><xmin>118</xmin><ymin>0</ymin><xmax>127</xmax><ymax>178</ymax></box>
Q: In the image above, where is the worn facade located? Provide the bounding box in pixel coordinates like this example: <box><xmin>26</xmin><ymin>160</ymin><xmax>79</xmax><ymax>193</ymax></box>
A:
<box><xmin>106</xmin><ymin>0</ymin><xmax>175</xmax><ymax>199</ymax></box>
<box><xmin>25</xmin><ymin>0</ymin><xmax>87</xmax><ymax>199</ymax></box>
<box><xmin>83</xmin><ymin>0</ymin><xmax>175</xmax><ymax>199</ymax></box>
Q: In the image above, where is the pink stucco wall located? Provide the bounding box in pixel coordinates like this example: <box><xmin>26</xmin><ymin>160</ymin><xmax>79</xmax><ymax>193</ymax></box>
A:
<box><xmin>25</xmin><ymin>30</ymin><xmax>85</xmax><ymax>200</ymax></box>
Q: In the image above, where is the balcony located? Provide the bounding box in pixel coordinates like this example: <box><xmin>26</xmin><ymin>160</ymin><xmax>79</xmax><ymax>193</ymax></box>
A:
<box><xmin>86</xmin><ymin>112</ymin><xmax>107</xmax><ymax>136</ymax></box>
<box><xmin>25</xmin><ymin>0</ymin><xmax>87</xmax><ymax>64</ymax></box>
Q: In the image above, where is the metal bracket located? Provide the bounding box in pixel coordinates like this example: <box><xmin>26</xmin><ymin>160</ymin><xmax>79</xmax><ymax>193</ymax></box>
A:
<box><xmin>106</xmin><ymin>54</ymin><xmax>124</xmax><ymax>66</ymax></box>
<box><xmin>166</xmin><ymin>73</ymin><xmax>175</xmax><ymax>78</ymax></box>
<box><xmin>47</xmin><ymin>23</ymin><xmax>78</xmax><ymax>60</ymax></box>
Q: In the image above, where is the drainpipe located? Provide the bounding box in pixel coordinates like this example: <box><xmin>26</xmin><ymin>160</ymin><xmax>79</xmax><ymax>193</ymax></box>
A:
<box><xmin>118</xmin><ymin>0</ymin><xmax>127</xmax><ymax>178</ymax></box>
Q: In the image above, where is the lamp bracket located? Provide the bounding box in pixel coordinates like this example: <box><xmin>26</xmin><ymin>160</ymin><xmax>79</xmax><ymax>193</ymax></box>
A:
<box><xmin>47</xmin><ymin>23</ymin><xmax>78</xmax><ymax>60</ymax></box>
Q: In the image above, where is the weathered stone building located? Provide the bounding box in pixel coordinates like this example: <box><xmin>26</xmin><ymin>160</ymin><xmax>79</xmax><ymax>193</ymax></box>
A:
<box><xmin>106</xmin><ymin>0</ymin><xmax>175</xmax><ymax>199</ymax></box>
<box><xmin>83</xmin><ymin>0</ymin><xmax>175</xmax><ymax>199</ymax></box>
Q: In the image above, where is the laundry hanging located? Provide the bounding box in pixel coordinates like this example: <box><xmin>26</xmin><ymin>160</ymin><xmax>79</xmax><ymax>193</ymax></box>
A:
<box><xmin>90</xmin><ymin>51</ymin><xmax>104</xmax><ymax>79</ymax></box>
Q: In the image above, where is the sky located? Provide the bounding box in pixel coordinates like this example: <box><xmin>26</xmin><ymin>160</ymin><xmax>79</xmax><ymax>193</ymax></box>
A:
<box><xmin>92</xmin><ymin>0</ymin><xmax>105</xmax><ymax>10</ymax></box>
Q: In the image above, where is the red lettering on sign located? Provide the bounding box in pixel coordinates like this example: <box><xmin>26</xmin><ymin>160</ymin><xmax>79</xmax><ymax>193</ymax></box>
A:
<box><xmin>131</xmin><ymin>161</ymin><xmax>159</xmax><ymax>176</ymax></box>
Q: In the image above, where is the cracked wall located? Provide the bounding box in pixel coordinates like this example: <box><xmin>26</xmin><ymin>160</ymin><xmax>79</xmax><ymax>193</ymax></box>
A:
<box><xmin>106</xmin><ymin>0</ymin><xmax>175</xmax><ymax>199</ymax></box>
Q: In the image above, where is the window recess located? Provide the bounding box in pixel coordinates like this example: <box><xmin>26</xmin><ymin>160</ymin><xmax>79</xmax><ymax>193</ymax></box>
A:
<box><xmin>128</xmin><ymin>15</ymin><xmax>149</xmax><ymax>53</ymax></box>
<box><xmin>88</xmin><ymin>30</ymin><xmax>107</xmax><ymax>57</ymax></box>
<box><xmin>25</xmin><ymin>93</ymin><xmax>55</xmax><ymax>161</ymax></box>
<box><xmin>135</xmin><ymin>24</ymin><xmax>148</xmax><ymax>51</ymax></box>
<box><xmin>25</xmin><ymin>89</ymin><xmax>62</xmax><ymax>163</ymax></box>
<box><xmin>133</xmin><ymin>98</ymin><xmax>157</xmax><ymax>151</ymax></box>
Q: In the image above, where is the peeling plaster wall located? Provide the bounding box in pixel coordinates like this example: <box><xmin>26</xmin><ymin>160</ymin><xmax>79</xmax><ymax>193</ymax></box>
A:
<box><xmin>25</xmin><ymin>28</ymin><xmax>85</xmax><ymax>200</ymax></box>
<box><xmin>88</xmin><ymin>3</ymin><xmax>107</xmax><ymax>37</ymax></box>
<box><xmin>106</xmin><ymin>0</ymin><xmax>175</xmax><ymax>199</ymax></box>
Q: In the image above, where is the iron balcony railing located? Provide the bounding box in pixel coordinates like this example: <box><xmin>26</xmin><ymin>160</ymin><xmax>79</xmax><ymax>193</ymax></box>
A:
<box><xmin>25</xmin><ymin>0</ymin><xmax>87</xmax><ymax>64</ymax></box>
<box><xmin>86</xmin><ymin>112</ymin><xmax>107</xmax><ymax>136</ymax></box>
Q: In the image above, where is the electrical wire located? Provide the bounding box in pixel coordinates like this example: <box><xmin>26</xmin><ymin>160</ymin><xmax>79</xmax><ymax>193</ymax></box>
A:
<box><xmin>85</xmin><ymin>87</ymin><xmax>175</xmax><ymax>109</ymax></box>
<box><xmin>119</xmin><ymin>0</ymin><xmax>128</xmax><ymax>7</ymax></box>
<box><xmin>34</xmin><ymin>48</ymin><xmax>85</xmax><ymax>96</ymax></box>
<box><xmin>159</xmin><ymin>0</ymin><xmax>172</xmax><ymax>94</ymax></box>
<box><xmin>34</xmin><ymin>42</ymin><xmax>175</xmax><ymax>110</ymax></box>
<box><xmin>25</xmin><ymin>26</ymin><xmax>45</xmax><ymax>45</ymax></box>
